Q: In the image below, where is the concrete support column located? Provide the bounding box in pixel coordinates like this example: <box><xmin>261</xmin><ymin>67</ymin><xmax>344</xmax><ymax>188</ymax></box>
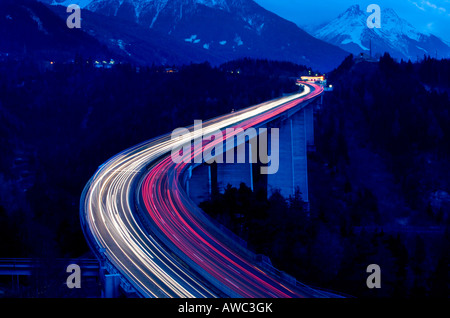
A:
<box><xmin>216</xmin><ymin>142</ymin><xmax>253</xmax><ymax>193</ymax></box>
<box><xmin>304</xmin><ymin>105</ymin><xmax>314</xmax><ymax>146</ymax></box>
<box><xmin>103</xmin><ymin>274</ymin><xmax>121</xmax><ymax>298</ymax></box>
<box><xmin>216</xmin><ymin>162</ymin><xmax>253</xmax><ymax>193</ymax></box>
<box><xmin>291</xmin><ymin>109</ymin><xmax>309</xmax><ymax>204</ymax></box>
<box><xmin>187</xmin><ymin>164</ymin><xmax>211</xmax><ymax>205</ymax></box>
<box><xmin>267</xmin><ymin>109</ymin><xmax>309</xmax><ymax>204</ymax></box>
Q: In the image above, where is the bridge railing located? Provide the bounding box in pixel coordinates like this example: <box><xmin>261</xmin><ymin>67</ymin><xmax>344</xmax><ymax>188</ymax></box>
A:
<box><xmin>79</xmin><ymin>175</ymin><xmax>139</xmax><ymax>297</ymax></box>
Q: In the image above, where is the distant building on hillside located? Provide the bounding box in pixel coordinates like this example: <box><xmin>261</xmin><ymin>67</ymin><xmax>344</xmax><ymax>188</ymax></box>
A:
<box><xmin>355</xmin><ymin>52</ymin><xmax>379</xmax><ymax>63</ymax></box>
<box><xmin>300</xmin><ymin>75</ymin><xmax>326</xmax><ymax>84</ymax></box>
<box><xmin>297</xmin><ymin>75</ymin><xmax>333</xmax><ymax>91</ymax></box>
<box><xmin>94</xmin><ymin>59</ymin><xmax>116</xmax><ymax>69</ymax></box>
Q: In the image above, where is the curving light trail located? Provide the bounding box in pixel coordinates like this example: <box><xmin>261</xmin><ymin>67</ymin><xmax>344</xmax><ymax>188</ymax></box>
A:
<box><xmin>81</xmin><ymin>83</ymin><xmax>327</xmax><ymax>298</ymax></box>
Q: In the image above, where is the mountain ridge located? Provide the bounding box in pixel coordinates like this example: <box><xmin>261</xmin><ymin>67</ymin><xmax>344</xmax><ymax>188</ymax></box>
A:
<box><xmin>312</xmin><ymin>4</ymin><xmax>450</xmax><ymax>61</ymax></box>
<box><xmin>39</xmin><ymin>0</ymin><xmax>349</xmax><ymax>71</ymax></box>
<box><xmin>0</xmin><ymin>0</ymin><xmax>113</xmax><ymax>61</ymax></box>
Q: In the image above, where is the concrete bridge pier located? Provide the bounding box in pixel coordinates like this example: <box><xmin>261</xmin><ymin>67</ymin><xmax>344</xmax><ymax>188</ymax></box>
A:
<box><xmin>216</xmin><ymin>162</ymin><xmax>253</xmax><ymax>193</ymax></box>
<box><xmin>186</xmin><ymin>164</ymin><xmax>212</xmax><ymax>206</ymax></box>
<box><xmin>186</xmin><ymin>102</ymin><xmax>316</xmax><ymax>209</ymax></box>
<box><xmin>216</xmin><ymin>140</ymin><xmax>254</xmax><ymax>193</ymax></box>
<box><xmin>186</xmin><ymin>138</ymin><xmax>256</xmax><ymax>203</ymax></box>
<box><xmin>304</xmin><ymin>104</ymin><xmax>315</xmax><ymax>148</ymax></box>
<box><xmin>267</xmin><ymin>107</ymin><xmax>311</xmax><ymax>206</ymax></box>
<box><xmin>102</xmin><ymin>274</ymin><xmax>121</xmax><ymax>298</ymax></box>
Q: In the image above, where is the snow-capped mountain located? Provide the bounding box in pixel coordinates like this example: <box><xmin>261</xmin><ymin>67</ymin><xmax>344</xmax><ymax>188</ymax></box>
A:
<box><xmin>312</xmin><ymin>4</ymin><xmax>450</xmax><ymax>61</ymax></box>
<box><xmin>40</xmin><ymin>0</ymin><xmax>348</xmax><ymax>71</ymax></box>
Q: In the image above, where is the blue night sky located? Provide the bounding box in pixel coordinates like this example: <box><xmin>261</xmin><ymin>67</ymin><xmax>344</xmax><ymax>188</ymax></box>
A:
<box><xmin>254</xmin><ymin>0</ymin><xmax>450</xmax><ymax>42</ymax></box>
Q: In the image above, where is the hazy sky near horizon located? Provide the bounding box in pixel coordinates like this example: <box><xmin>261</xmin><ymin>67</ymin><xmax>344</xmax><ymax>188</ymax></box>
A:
<box><xmin>254</xmin><ymin>0</ymin><xmax>450</xmax><ymax>42</ymax></box>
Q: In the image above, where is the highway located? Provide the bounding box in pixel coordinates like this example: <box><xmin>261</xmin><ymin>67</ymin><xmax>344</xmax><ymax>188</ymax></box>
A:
<box><xmin>81</xmin><ymin>82</ymin><xmax>330</xmax><ymax>298</ymax></box>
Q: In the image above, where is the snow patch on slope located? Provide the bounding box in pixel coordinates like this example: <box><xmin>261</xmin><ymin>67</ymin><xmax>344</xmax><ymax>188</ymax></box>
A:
<box><xmin>50</xmin><ymin>0</ymin><xmax>94</xmax><ymax>8</ymax></box>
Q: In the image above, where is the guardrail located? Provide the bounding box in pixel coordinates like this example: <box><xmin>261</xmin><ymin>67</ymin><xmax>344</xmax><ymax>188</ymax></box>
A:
<box><xmin>79</xmin><ymin>175</ymin><xmax>139</xmax><ymax>297</ymax></box>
